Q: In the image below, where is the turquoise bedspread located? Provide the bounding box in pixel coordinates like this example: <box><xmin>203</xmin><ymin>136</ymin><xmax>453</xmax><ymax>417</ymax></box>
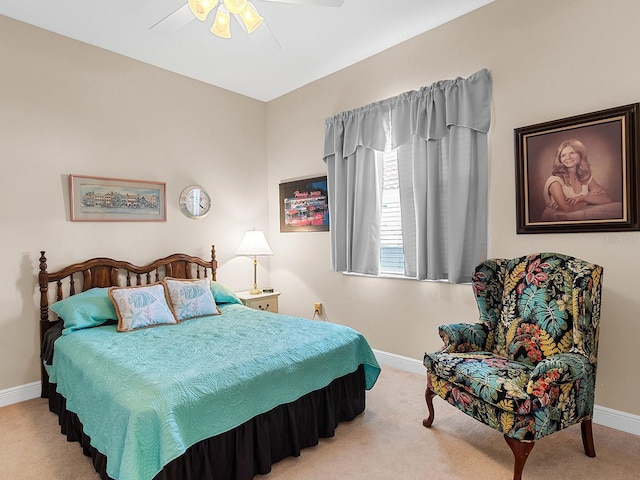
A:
<box><xmin>48</xmin><ymin>304</ymin><xmax>380</xmax><ymax>480</ymax></box>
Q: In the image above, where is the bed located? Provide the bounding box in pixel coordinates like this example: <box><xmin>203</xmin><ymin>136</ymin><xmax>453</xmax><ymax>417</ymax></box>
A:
<box><xmin>38</xmin><ymin>246</ymin><xmax>380</xmax><ymax>480</ymax></box>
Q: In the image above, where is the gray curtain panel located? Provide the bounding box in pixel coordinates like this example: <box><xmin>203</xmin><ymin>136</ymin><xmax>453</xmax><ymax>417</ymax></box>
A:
<box><xmin>323</xmin><ymin>69</ymin><xmax>492</xmax><ymax>283</ymax></box>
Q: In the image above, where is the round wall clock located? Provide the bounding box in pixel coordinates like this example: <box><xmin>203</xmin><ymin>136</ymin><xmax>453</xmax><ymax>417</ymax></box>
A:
<box><xmin>179</xmin><ymin>185</ymin><xmax>211</xmax><ymax>219</ymax></box>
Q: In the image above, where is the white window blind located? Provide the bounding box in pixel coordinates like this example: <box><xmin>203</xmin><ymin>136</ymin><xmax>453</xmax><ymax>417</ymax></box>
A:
<box><xmin>380</xmin><ymin>150</ymin><xmax>404</xmax><ymax>274</ymax></box>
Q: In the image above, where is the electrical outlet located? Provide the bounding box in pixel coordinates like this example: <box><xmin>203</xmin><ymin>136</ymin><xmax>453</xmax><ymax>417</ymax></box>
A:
<box><xmin>314</xmin><ymin>303</ymin><xmax>322</xmax><ymax>316</ymax></box>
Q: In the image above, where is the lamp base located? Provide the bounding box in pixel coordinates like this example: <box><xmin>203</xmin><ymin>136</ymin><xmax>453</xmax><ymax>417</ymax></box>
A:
<box><xmin>249</xmin><ymin>257</ymin><xmax>262</xmax><ymax>294</ymax></box>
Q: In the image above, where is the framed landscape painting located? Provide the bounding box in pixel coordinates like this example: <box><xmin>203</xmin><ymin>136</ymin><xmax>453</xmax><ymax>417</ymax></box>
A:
<box><xmin>514</xmin><ymin>104</ymin><xmax>639</xmax><ymax>234</ymax></box>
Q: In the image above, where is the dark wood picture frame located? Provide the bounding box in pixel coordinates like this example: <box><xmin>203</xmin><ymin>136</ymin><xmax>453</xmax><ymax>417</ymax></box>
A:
<box><xmin>514</xmin><ymin>103</ymin><xmax>639</xmax><ymax>234</ymax></box>
<box><xmin>279</xmin><ymin>176</ymin><xmax>329</xmax><ymax>232</ymax></box>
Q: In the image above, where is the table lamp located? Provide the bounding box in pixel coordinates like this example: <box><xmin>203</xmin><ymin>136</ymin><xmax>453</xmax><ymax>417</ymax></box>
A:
<box><xmin>235</xmin><ymin>228</ymin><xmax>274</xmax><ymax>294</ymax></box>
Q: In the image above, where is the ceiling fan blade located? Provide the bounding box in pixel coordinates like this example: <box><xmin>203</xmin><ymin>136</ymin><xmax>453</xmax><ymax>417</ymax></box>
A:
<box><xmin>260</xmin><ymin>0</ymin><xmax>345</xmax><ymax>6</ymax></box>
<box><xmin>150</xmin><ymin>4</ymin><xmax>196</xmax><ymax>34</ymax></box>
<box><xmin>248</xmin><ymin>21</ymin><xmax>282</xmax><ymax>55</ymax></box>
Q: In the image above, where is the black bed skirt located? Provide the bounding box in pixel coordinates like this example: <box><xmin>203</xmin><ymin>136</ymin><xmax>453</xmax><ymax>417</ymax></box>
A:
<box><xmin>46</xmin><ymin>365</ymin><xmax>366</xmax><ymax>480</ymax></box>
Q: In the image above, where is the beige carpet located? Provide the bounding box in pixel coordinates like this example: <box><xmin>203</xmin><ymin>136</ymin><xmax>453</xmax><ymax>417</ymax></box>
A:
<box><xmin>1</xmin><ymin>367</ymin><xmax>639</xmax><ymax>480</ymax></box>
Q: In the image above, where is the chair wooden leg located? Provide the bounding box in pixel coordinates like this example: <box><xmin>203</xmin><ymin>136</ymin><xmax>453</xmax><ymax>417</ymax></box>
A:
<box><xmin>581</xmin><ymin>419</ymin><xmax>596</xmax><ymax>457</ymax></box>
<box><xmin>422</xmin><ymin>387</ymin><xmax>435</xmax><ymax>427</ymax></box>
<box><xmin>504</xmin><ymin>435</ymin><xmax>535</xmax><ymax>480</ymax></box>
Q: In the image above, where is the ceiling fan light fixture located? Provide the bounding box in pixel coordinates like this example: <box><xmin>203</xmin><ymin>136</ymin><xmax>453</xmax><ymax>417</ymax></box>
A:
<box><xmin>238</xmin><ymin>2</ymin><xmax>264</xmax><ymax>34</ymax></box>
<box><xmin>210</xmin><ymin>6</ymin><xmax>232</xmax><ymax>38</ymax></box>
<box><xmin>188</xmin><ymin>0</ymin><xmax>218</xmax><ymax>21</ymax></box>
<box><xmin>223</xmin><ymin>0</ymin><xmax>248</xmax><ymax>15</ymax></box>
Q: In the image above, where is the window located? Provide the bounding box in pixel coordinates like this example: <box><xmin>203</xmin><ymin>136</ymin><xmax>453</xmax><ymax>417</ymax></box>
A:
<box><xmin>323</xmin><ymin>69</ymin><xmax>491</xmax><ymax>283</ymax></box>
<box><xmin>380</xmin><ymin>150</ymin><xmax>404</xmax><ymax>275</ymax></box>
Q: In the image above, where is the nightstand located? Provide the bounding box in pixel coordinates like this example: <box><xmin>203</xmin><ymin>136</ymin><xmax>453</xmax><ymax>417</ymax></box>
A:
<box><xmin>236</xmin><ymin>290</ymin><xmax>281</xmax><ymax>313</ymax></box>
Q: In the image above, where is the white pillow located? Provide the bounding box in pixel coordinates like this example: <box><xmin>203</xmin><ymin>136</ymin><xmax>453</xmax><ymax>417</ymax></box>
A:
<box><xmin>108</xmin><ymin>283</ymin><xmax>177</xmax><ymax>332</ymax></box>
<box><xmin>164</xmin><ymin>277</ymin><xmax>220</xmax><ymax>322</ymax></box>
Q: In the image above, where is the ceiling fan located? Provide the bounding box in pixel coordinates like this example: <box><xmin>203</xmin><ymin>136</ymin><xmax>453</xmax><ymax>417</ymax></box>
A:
<box><xmin>150</xmin><ymin>0</ymin><xmax>344</xmax><ymax>52</ymax></box>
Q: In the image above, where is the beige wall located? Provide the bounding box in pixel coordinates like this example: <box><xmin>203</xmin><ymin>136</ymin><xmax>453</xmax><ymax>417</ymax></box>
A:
<box><xmin>266</xmin><ymin>0</ymin><xmax>640</xmax><ymax>416</ymax></box>
<box><xmin>0</xmin><ymin>17</ymin><xmax>269</xmax><ymax>391</ymax></box>
<box><xmin>2</xmin><ymin>0</ymin><xmax>639</xmax><ymax>419</ymax></box>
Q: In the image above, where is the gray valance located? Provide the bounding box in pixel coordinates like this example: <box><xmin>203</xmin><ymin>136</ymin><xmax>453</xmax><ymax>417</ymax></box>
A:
<box><xmin>324</xmin><ymin>68</ymin><xmax>491</xmax><ymax>158</ymax></box>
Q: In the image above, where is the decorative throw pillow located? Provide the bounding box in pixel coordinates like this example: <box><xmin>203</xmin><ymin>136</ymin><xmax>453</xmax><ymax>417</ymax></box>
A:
<box><xmin>108</xmin><ymin>283</ymin><xmax>177</xmax><ymax>332</ymax></box>
<box><xmin>210</xmin><ymin>281</ymin><xmax>242</xmax><ymax>305</ymax></box>
<box><xmin>50</xmin><ymin>287</ymin><xmax>117</xmax><ymax>335</ymax></box>
<box><xmin>164</xmin><ymin>277</ymin><xmax>220</xmax><ymax>321</ymax></box>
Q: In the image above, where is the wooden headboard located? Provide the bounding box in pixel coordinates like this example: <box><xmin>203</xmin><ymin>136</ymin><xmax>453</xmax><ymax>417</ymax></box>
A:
<box><xmin>37</xmin><ymin>246</ymin><xmax>217</xmax><ymax>390</ymax></box>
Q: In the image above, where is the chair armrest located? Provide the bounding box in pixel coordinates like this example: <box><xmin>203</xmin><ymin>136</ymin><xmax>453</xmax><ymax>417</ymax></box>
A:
<box><xmin>438</xmin><ymin>323</ymin><xmax>488</xmax><ymax>353</ymax></box>
<box><xmin>526</xmin><ymin>352</ymin><xmax>593</xmax><ymax>395</ymax></box>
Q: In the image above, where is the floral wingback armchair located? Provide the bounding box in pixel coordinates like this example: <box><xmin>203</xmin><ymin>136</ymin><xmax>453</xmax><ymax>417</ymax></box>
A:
<box><xmin>423</xmin><ymin>253</ymin><xmax>603</xmax><ymax>480</ymax></box>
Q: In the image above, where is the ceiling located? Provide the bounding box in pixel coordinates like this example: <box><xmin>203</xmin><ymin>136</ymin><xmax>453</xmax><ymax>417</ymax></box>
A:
<box><xmin>0</xmin><ymin>0</ymin><xmax>494</xmax><ymax>102</ymax></box>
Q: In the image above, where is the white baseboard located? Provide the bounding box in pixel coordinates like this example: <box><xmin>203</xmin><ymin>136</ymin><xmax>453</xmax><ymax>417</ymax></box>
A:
<box><xmin>0</xmin><ymin>381</ymin><xmax>40</xmax><ymax>408</ymax></box>
<box><xmin>373</xmin><ymin>348</ymin><xmax>427</xmax><ymax>376</ymax></box>
<box><xmin>593</xmin><ymin>404</ymin><xmax>640</xmax><ymax>436</ymax></box>
<box><xmin>372</xmin><ymin>349</ymin><xmax>640</xmax><ymax>437</ymax></box>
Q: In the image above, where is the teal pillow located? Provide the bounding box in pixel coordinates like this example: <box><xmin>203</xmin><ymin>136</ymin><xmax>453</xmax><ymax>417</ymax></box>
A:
<box><xmin>210</xmin><ymin>281</ymin><xmax>242</xmax><ymax>305</ymax></box>
<box><xmin>50</xmin><ymin>287</ymin><xmax>117</xmax><ymax>335</ymax></box>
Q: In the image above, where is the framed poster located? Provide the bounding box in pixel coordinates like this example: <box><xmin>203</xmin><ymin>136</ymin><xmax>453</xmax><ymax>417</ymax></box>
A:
<box><xmin>70</xmin><ymin>174</ymin><xmax>167</xmax><ymax>222</ymax></box>
<box><xmin>279</xmin><ymin>176</ymin><xmax>329</xmax><ymax>232</ymax></box>
<box><xmin>514</xmin><ymin>103</ymin><xmax>639</xmax><ymax>233</ymax></box>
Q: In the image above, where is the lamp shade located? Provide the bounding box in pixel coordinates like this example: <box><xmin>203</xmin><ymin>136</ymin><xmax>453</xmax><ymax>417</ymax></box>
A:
<box><xmin>224</xmin><ymin>0</ymin><xmax>248</xmax><ymax>14</ymax></box>
<box><xmin>238</xmin><ymin>2</ymin><xmax>263</xmax><ymax>33</ymax></box>
<box><xmin>189</xmin><ymin>0</ymin><xmax>218</xmax><ymax>21</ymax></box>
<box><xmin>235</xmin><ymin>229</ymin><xmax>274</xmax><ymax>256</ymax></box>
<box><xmin>211</xmin><ymin>7</ymin><xmax>231</xmax><ymax>38</ymax></box>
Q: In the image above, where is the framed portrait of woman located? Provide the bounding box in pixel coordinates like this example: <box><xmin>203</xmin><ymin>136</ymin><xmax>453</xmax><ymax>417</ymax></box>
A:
<box><xmin>514</xmin><ymin>103</ymin><xmax>640</xmax><ymax>234</ymax></box>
